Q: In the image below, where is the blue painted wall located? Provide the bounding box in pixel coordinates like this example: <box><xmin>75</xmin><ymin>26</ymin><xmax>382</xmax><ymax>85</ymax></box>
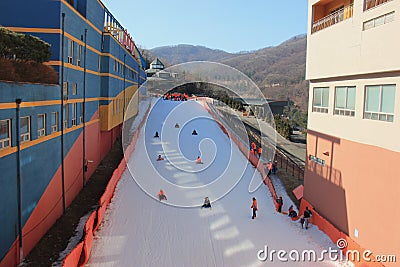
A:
<box><xmin>0</xmin><ymin>0</ymin><xmax>147</xmax><ymax>261</ymax></box>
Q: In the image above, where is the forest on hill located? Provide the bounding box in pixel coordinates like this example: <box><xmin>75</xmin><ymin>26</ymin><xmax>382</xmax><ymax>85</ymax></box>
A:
<box><xmin>140</xmin><ymin>34</ymin><xmax>308</xmax><ymax>110</ymax></box>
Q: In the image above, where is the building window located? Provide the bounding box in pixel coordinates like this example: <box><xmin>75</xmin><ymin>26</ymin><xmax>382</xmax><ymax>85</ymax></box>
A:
<box><xmin>334</xmin><ymin>86</ymin><xmax>356</xmax><ymax>116</ymax></box>
<box><xmin>63</xmin><ymin>82</ymin><xmax>68</xmax><ymax>96</ymax></box>
<box><xmin>63</xmin><ymin>104</ymin><xmax>68</xmax><ymax>129</ymax></box>
<box><xmin>363</xmin><ymin>12</ymin><xmax>395</xmax><ymax>30</ymax></box>
<box><xmin>77</xmin><ymin>44</ymin><xmax>82</xmax><ymax>67</ymax></box>
<box><xmin>0</xmin><ymin>119</ymin><xmax>11</xmax><ymax>149</ymax></box>
<box><xmin>114</xmin><ymin>59</ymin><xmax>118</xmax><ymax>72</ymax></box>
<box><xmin>51</xmin><ymin>112</ymin><xmax>58</xmax><ymax>133</ymax></box>
<box><xmin>72</xmin><ymin>82</ymin><xmax>77</xmax><ymax>95</ymax></box>
<box><xmin>98</xmin><ymin>55</ymin><xmax>101</xmax><ymax>72</ymax></box>
<box><xmin>79</xmin><ymin>102</ymin><xmax>84</xmax><ymax>124</ymax></box>
<box><xmin>37</xmin><ymin>114</ymin><xmax>46</xmax><ymax>137</ymax></box>
<box><xmin>20</xmin><ymin>116</ymin><xmax>30</xmax><ymax>142</ymax></box>
<box><xmin>115</xmin><ymin>99</ymin><xmax>120</xmax><ymax>114</ymax></box>
<box><xmin>67</xmin><ymin>39</ymin><xmax>74</xmax><ymax>64</ymax></box>
<box><xmin>71</xmin><ymin>103</ymin><xmax>77</xmax><ymax>126</ymax></box>
<box><xmin>364</xmin><ymin>85</ymin><xmax>395</xmax><ymax>122</ymax></box>
<box><xmin>364</xmin><ymin>0</ymin><xmax>393</xmax><ymax>11</ymax></box>
<box><xmin>313</xmin><ymin>87</ymin><xmax>329</xmax><ymax>113</ymax></box>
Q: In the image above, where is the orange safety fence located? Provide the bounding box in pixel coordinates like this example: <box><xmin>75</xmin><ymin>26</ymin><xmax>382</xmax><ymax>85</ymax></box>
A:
<box><xmin>202</xmin><ymin>100</ymin><xmax>280</xmax><ymax>210</ymax></box>
<box><xmin>300</xmin><ymin>199</ymin><xmax>384</xmax><ymax>267</ymax></box>
<box><xmin>80</xmin><ymin>211</ymin><xmax>96</xmax><ymax>265</ymax></box>
<box><xmin>61</xmin><ymin>242</ymin><xmax>84</xmax><ymax>267</ymax></box>
<box><xmin>204</xmin><ymin>99</ymin><xmax>383</xmax><ymax>266</ymax></box>
<box><xmin>61</xmin><ymin>103</ymin><xmax>151</xmax><ymax>267</ymax></box>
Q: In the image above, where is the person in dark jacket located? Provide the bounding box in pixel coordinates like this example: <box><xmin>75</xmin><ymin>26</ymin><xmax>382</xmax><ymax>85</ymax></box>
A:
<box><xmin>303</xmin><ymin>206</ymin><xmax>313</xmax><ymax>229</ymax></box>
<box><xmin>276</xmin><ymin>196</ymin><xmax>283</xmax><ymax>213</ymax></box>
<box><xmin>201</xmin><ymin>197</ymin><xmax>211</xmax><ymax>209</ymax></box>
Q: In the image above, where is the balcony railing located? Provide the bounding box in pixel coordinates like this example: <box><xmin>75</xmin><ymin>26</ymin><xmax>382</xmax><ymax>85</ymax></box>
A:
<box><xmin>103</xmin><ymin>7</ymin><xmax>139</xmax><ymax>60</ymax></box>
<box><xmin>364</xmin><ymin>0</ymin><xmax>392</xmax><ymax>11</ymax></box>
<box><xmin>312</xmin><ymin>3</ymin><xmax>353</xmax><ymax>34</ymax></box>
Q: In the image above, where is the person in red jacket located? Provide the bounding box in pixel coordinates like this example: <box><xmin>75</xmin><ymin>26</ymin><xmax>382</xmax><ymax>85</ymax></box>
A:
<box><xmin>251</xmin><ymin>197</ymin><xmax>258</xmax><ymax>219</ymax></box>
<box><xmin>266</xmin><ymin>161</ymin><xmax>273</xmax><ymax>177</ymax></box>
<box><xmin>158</xmin><ymin>189</ymin><xmax>167</xmax><ymax>201</ymax></box>
<box><xmin>251</xmin><ymin>141</ymin><xmax>256</xmax><ymax>150</ymax></box>
<box><xmin>196</xmin><ymin>156</ymin><xmax>203</xmax><ymax>164</ymax></box>
<box><xmin>257</xmin><ymin>147</ymin><xmax>262</xmax><ymax>158</ymax></box>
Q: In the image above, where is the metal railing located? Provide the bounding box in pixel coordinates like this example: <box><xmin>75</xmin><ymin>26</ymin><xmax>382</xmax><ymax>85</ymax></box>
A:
<box><xmin>274</xmin><ymin>149</ymin><xmax>304</xmax><ymax>179</ymax></box>
<box><xmin>312</xmin><ymin>4</ymin><xmax>353</xmax><ymax>34</ymax></box>
<box><xmin>208</xmin><ymin>101</ymin><xmax>304</xmax><ymax>179</ymax></box>
<box><xmin>364</xmin><ymin>0</ymin><xmax>392</xmax><ymax>11</ymax></box>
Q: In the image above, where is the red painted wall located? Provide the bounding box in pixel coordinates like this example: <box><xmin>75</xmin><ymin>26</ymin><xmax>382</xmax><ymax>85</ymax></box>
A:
<box><xmin>304</xmin><ymin>130</ymin><xmax>400</xmax><ymax>265</ymax></box>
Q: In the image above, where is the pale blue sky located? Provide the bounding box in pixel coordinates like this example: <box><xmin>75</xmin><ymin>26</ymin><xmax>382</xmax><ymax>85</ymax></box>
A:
<box><xmin>102</xmin><ymin>0</ymin><xmax>308</xmax><ymax>53</ymax></box>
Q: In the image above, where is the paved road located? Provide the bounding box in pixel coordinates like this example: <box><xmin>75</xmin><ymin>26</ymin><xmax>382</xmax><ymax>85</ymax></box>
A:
<box><xmin>239</xmin><ymin>114</ymin><xmax>307</xmax><ymax>167</ymax></box>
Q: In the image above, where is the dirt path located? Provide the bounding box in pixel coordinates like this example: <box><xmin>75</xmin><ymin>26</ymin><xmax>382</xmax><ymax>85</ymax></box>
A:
<box><xmin>22</xmin><ymin>138</ymin><xmax>123</xmax><ymax>267</ymax></box>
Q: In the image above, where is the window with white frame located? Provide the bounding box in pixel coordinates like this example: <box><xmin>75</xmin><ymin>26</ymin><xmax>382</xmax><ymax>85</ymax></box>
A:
<box><xmin>77</xmin><ymin>44</ymin><xmax>82</xmax><ymax>66</ymax></box>
<box><xmin>0</xmin><ymin>119</ymin><xmax>11</xmax><ymax>149</ymax></box>
<box><xmin>363</xmin><ymin>12</ymin><xmax>395</xmax><ymax>31</ymax></box>
<box><xmin>79</xmin><ymin>102</ymin><xmax>83</xmax><ymax>124</ymax></box>
<box><xmin>334</xmin><ymin>86</ymin><xmax>356</xmax><ymax>116</ymax></box>
<box><xmin>20</xmin><ymin>116</ymin><xmax>30</xmax><ymax>142</ymax></box>
<box><xmin>63</xmin><ymin>82</ymin><xmax>68</xmax><ymax>96</ymax></box>
<box><xmin>67</xmin><ymin>39</ymin><xmax>74</xmax><ymax>64</ymax></box>
<box><xmin>63</xmin><ymin>104</ymin><xmax>68</xmax><ymax>129</ymax></box>
<box><xmin>37</xmin><ymin>114</ymin><xmax>46</xmax><ymax>137</ymax></box>
<box><xmin>364</xmin><ymin>84</ymin><xmax>395</xmax><ymax>122</ymax></box>
<box><xmin>71</xmin><ymin>103</ymin><xmax>77</xmax><ymax>126</ymax></box>
<box><xmin>51</xmin><ymin>112</ymin><xmax>58</xmax><ymax>133</ymax></box>
<box><xmin>313</xmin><ymin>87</ymin><xmax>329</xmax><ymax>113</ymax></box>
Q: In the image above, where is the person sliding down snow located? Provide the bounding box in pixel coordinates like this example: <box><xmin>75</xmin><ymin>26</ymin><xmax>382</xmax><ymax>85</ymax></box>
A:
<box><xmin>158</xmin><ymin>189</ymin><xmax>167</xmax><ymax>201</ymax></box>
<box><xmin>157</xmin><ymin>155</ymin><xmax>164</xmax><ymax>161</ymax></box>
<box><xmin>192</xmin><ymin>129</ymin><xmax>198</xmax><ymax>135</ymax></box>
<box><xmin>196</xmin><ymin>156</ymin><xmax>203</xmax><ymax>164</ymax></box>
<box><xmin>201</xmin><ymin>197</ymin><xmax>211</xmax><ymax>209</ymax></box>
<box><xmin>175</xmin><ymin>123</ymin><xmax>180</xmax><ymax>128</ymax></box>
<box><xmin>154</xmin><ymin>131</ymin><xmax>159</xmax><ymax>138</ymax></box>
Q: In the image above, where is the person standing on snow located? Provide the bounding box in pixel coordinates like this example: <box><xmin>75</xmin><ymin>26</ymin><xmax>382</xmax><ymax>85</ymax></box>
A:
<box><xmin>251</xmin><ymin>197</ymin><xmax>258</xmax><ymax>219</ymax></box>
<box><xmin>303</xmin><ymin>207</ymin><xmax>313</xmax><ymax>229</ymax></box>
<box><xmin>257</xmin><ymin>147</ymin><xmax>262</xmax><ymax>158</ymax></box>
<box><xmin>251</xmin><ymin>141</ymin><xmax>256</xmax><ymax>151</ymax></box>
<box><xmin>276</xmin><ymin>196</ymin><xmax>283</xmax><ymax>213</ymax></box>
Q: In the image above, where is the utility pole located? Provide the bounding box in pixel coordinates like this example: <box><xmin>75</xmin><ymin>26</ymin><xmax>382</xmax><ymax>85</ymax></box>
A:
<box><xmin>60</xmin><ymin>13</ymin><xmax>66</xmax><ymax>213</ymax></box>
<box><xmin>15</xmin><ymin>98</ymin><xmax>23</xmax><ymax>263</ymax></box>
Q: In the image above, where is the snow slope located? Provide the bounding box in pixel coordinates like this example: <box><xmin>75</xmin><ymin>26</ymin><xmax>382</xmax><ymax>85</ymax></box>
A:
<box><xmin>87</xmin><ymin>100</ymin><xmax>349</xmax><ymax>267</ymax></box>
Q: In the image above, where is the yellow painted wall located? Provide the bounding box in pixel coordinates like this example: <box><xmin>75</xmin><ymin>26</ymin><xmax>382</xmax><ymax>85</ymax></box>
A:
<box><xmin>100</xmin><ymin>85</ymin><xmax>139</xmax><ymax>131</ymax></box>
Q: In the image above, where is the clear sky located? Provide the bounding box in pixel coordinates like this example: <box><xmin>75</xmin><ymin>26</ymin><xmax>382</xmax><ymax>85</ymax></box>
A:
<box><xmin>101</xmin><ymin>0</ymin><xmax>308</xmax><ymax>53</ymax></box>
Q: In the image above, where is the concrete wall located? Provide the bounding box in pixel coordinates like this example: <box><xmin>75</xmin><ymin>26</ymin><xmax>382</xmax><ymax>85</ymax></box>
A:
<box><xmin>307</xmin><ymin>0</ymin><xmax>400</xmax><ymax>79</ymax></box>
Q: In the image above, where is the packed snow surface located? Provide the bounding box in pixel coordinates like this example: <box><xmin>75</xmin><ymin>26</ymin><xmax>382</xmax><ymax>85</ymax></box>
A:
<box><xmin>87</xmin><ymin>99</ymin><xmax>349</xmax><ymax>267</ymax></box>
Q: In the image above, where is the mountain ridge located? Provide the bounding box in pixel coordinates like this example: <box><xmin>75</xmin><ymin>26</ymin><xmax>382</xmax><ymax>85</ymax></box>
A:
<box><xmin>141</xmin><ymin>34</ymin><xmax>308</xmax><ymax>110</ymax></box>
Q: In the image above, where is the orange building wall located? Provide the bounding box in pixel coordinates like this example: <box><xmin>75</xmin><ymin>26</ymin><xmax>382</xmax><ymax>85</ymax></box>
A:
<box><xmin>304</xmin><ymin>129</ymin><xmax>400</xmax><ymax>262</ymax></box>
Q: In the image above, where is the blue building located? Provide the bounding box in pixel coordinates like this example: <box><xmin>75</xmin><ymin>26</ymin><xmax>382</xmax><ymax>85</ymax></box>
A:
<box><xmin>0</xmin><ymin>0</ymin><xmax>146</xmax><ymax>265</ymax></box>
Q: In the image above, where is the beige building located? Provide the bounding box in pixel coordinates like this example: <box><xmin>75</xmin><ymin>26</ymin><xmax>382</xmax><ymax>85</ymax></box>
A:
<box><xmin>305</xmin><ymin>0</ymin><xmax>399</xmax><ymax>264</ymax></box>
